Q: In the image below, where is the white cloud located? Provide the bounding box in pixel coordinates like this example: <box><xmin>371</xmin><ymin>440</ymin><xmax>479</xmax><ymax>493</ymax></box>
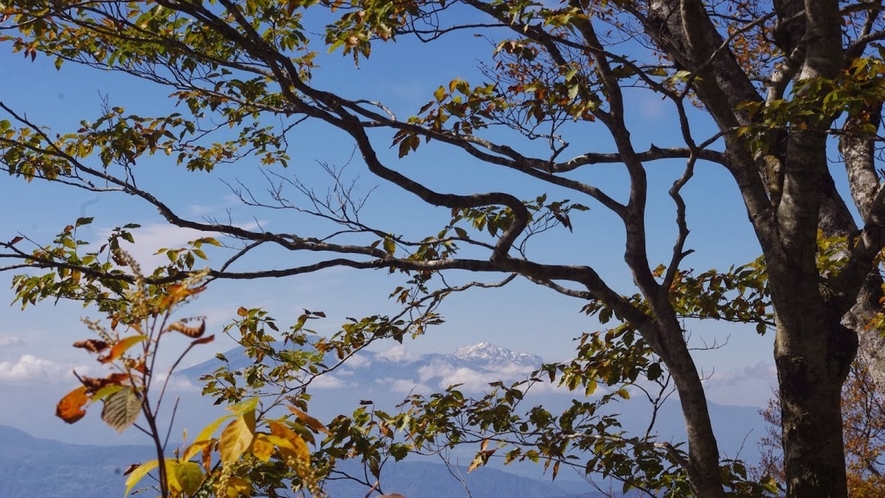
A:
<box><xmin>417</xmin><ymin>362</ymin><xmax>515</xmax><ymax>392</ymax></box>
<box><xmin>703</xmin><ymin>361</ymin><xmax>777</xmax><ymax>388</ymax></box>
<box><xmin>310</xmin><ymin>374</ymin><xmax>351</xmax><ymax>389</ymax></box>
<box><xmin>187</xmin><ymin>203</ymin><xmax>217</xmax><ymax>217</ymax></box>
<box><xmin>98</xmin><ymin>220</ymin><xmax>264</xmax><ymax>271</ymax></box>
<box><xmin>154</xmin><ymin>374</ymin><xmax>201</xmax><ymax>392</ymax></box>
<box><xmin>346</xmin><ymin>354</ymin><xmax>371</xmax><ymax>368</ymax></box>
<box><xmin>435</xmin><ymin>367</ymin><xmax>497</xmax><ymax>392</ymax></box>
<box><xmin>417</xmin><ymin>361</ymin><xmax>455</xmax><ymax>382</ymax></box>
<box><xmin>377</xmin><ymin>377</ymin><xmax>432</xmax><ymax>396</ymax></box>
<box><xmin>0</xmin><ymin>355</ymin><xmax>99</xmax><ymax>385</ymax></box>
<box><xmin>416</xmin><ymin>360</ymin><xmax>539</xmax><ymax>393</ymax></box>
<box><xmin>0</xmin><ymin>336</ymin><xmax>23</xmax><ymax>348</ymax></box>
<box><xmin>487</xmin><ymin>362</ymin><xmax>535</xmax><ymax>377</ymax></box>
<box><xmin>375</xmin><ymin>344</ymin><xmax>420</xmax><ymax>364</ymax></box>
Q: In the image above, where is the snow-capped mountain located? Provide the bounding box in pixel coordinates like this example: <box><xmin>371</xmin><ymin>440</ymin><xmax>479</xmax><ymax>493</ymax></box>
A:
<box><xmin>452</xmin><ymin>341</ymin><xmax>541</xmax><ymax>365</ymax></box>
<box><xmin>179</xmin><ymin>341</ymin><xmax>545</xmax><ymax>397</ymax></box>
<box><xmin>175</xmin><ymin>341</ymin><xmax>764</xmax><ymax>466</ymax></box>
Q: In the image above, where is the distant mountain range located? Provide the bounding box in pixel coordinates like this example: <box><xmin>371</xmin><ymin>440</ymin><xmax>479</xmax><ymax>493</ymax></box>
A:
<box><xmin>178</xmin><ymin>340</ymin><xmax>544</xmax><ymax>394</ymax></box>
<box><xmin>1</xmin><ymin>342</ymin><xmax>765</xmax><ymax>497</ymax></box>
<box><xmin>0</xmin><ymin>425</ymin><xmax>154</xmax><ymax>498</ymax></box>
<box><xmin>178</xmin><ymin>341</ymin><xmax>766</xmax><ymax>463</ymax></box>
<box><xmin>0</xmin><ymin>424</ymin><xmax>624</xmax><ymax>498</ymax></box>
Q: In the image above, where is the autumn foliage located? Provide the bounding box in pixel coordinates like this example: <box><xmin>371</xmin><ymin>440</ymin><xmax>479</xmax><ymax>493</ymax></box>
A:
<box><xmin>54</xmin><ymin>250</ymin><xmax>327</xmax><ymax>498</ymax></box>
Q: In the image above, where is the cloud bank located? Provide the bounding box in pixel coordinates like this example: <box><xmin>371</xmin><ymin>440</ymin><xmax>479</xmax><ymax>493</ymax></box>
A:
<box><xmin>0</xmin><ymin>355</ymin><xmax>98</xmax><ymax>385</ymax></box>
<box><xmin>0</xmin><ymin>336</ymin><xmax>23</xmax><ymax>348</ymax></box>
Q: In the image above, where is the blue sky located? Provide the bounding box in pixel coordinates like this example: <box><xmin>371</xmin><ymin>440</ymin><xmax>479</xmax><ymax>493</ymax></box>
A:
<box><xmin>0</xmin><ymin>15</ymin><xmax>782</xmax><ymax>446</ymax></box>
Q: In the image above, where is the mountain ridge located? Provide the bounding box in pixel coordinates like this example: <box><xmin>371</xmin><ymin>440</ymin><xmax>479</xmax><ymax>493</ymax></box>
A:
<box><xmin>0</xmin><ymin>424</ymin><xmax>614</xmax><ymax>498</ymax></box>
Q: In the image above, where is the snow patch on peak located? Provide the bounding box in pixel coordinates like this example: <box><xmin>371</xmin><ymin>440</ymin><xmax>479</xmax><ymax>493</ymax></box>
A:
<box><xmin>451</xmin><ymin>342</ymin><xmax>541</xmax><ymax>365</ymax></box>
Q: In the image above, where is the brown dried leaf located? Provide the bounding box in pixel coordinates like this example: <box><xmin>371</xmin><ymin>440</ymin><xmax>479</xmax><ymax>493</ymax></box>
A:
<box><xmin>191</xmin><ymin>334</ymin><xmax>215</xmax><ymax>346</ymax></box>
<box><xmin>287</xmin><ymin>406</ymin><xmax>330</xmax><ymax>435</ymax></box>
<box><xmin>56</xmin><ymin>386</ymin><xmax>89</xmax><ymax>424</ymax></box>
<box><xmin>73</xmin><ymin>339</ymin><xmax>109</xmax><ymax>353</ymax></box>
<box><xmin>166</xmin><ymin>320</ymin><xmax>206</xmax><ymax>338</ymax></box>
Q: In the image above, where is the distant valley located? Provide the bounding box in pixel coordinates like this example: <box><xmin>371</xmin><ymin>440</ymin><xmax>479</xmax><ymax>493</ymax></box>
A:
<box><xmin>0</xmin><ymin>424</ymin><xmax>622</xmax><ymax>498</ymax></box>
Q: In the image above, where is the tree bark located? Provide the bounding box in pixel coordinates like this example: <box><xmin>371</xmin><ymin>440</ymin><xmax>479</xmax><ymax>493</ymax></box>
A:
<box><xmin>652</xmin><ymin>316</ymin><xmax>727</xmax><ymax>498</ymax></box>
<box><xmin>774</xmin><ymin>305</ymin><xmax>856</xmax><ymax>497</ymax></box>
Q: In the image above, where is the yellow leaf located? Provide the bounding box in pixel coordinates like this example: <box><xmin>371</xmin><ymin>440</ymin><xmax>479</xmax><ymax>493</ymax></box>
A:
<box><xmin>91</xmin><ymin>384</ymin><xmax>123</xmax><ymax>403</ymax></box>
<box><xmin>269</xmin><ymin>421</ymin><xmax>310</xmax><ymax>474</ymax></box>
<box><xmin>227</xmin><ymin>397</ymin><xmax>259</xmax><ymax>416</ymax></box>
<box><xmin>226</xmin><ymin>397</ymin><xmax>257</xmax><ymax>434</ymax></box>
<box><xmin>164</xmin><ymin>460</ymin><xmax>181</xmax><ymax>492</ymax></box>
<box><xmin>251</xmin><ymin>434</ymin><xmax>275</xmax><ymax>462</ymax></box>
<box><xmin>261</xmin><ymin>434</ymin><xmax>296</xmax><ymax>450</ymax></box>
<box><xmin>183</xmin><ymin>412</ymin><xmax>231</xmax><ymax>460</ymax></box>
<box><xmin>214</xmin><ymin>477</ymin><xmax>251</xmax><ymax>498</ymax></box>
<box><xmin>124</xmin><ymin>459</ymin><xmax>158</xmax><ymax>496</ymax></box>
<box><xmin>100</xmin><ymin>334</ymin><xmax>147</xmax><ymax>363</ymax></box>
<box><xmin>175</xmin><ymin>461</ymin><xmax>203</xmax><ymax>495</ymax></box>
<box><xmin>220</xmin><ymin>416</ymin><xmax>254</xmax><ymax>464</ymax></box>
<box><xmin>182</xmin><ymin>440</ymin><xmax>210</xmax><ymax>463</ymax></box>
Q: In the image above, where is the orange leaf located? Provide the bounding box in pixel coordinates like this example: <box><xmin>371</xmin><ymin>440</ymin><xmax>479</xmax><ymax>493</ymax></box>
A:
<box><xmin>160</xmin><ymin>284</ymin><xmax>205</xmax><ymax>309</ymax></box>
<box><xmin>270</xmin><ymin>421</ymin><xmax>311</xmax><ymax>475</ymax></box>
<box><xmin>99</xmin><ymin>335</ymin><xmax>147</xmax><ymax>364</ymax></box>
<box><xmin>56</xmin><ymin>386</ymin><xmax>89</xmax><ymax>424</ymax></box>
<box><xmin>287</xmin><ymin>406</ymin><xmax>330</xmax><ymax>435</ymax></box>
<box><xmin>202</xmin><ymin>443</ymin><xmax>212</xmax><ymax>471</ymax></box>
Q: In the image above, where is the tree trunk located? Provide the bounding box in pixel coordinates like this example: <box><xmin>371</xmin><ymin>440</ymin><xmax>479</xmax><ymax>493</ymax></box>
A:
<box><xmin>773</xmin><ymin>296</ymin><xmax>857</xmax><ymax>497</ymax></box>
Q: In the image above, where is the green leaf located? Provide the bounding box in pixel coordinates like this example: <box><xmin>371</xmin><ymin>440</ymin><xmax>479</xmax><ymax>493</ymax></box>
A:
<box><xmin>175</xmin><ymin>461</ymin><xmax>203</xmax><ymax>495</ymax></box>
<box><xmin>91</xmin><ymin>384</ymin><xmax>123</xmax><ymax>402</ymax></box>
<box><xmin>383</xmin><ymin>236</ymin><xmax>396</xmax><ymax>256</ymax></box>
<box><xmin>227</xmin><ymin>397</ymin><xmax>259</xmax><ymax>416</ymax></box>
<box><xmin>75</xmin><ymin>217</ymin><xmax>94</xmax><ymax>227</ymax></box>
<box><xmin>646</xmin><ymin>362</ymin><xmax>663</xmax><ymax>381</ymax></box>
<box><xmin>101</xmin><ymin>387</ymin><xmax>141</xmax><ymax>433</ymax></box>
